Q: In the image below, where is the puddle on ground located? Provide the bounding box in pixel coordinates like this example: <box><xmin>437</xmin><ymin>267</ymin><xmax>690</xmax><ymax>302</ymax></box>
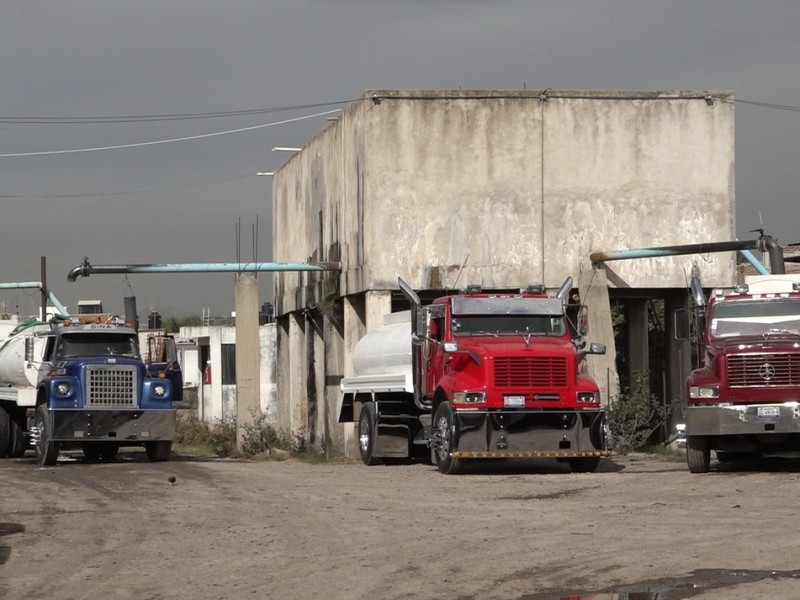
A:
<box><xmin>522</xmin><ymin>568</ymin><xmax>800</xmax><ymax>600</ymax></box>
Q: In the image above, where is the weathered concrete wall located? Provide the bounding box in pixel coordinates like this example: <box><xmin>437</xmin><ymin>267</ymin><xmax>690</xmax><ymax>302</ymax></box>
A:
<box><xmin>270</xmin><ymin>89</ymin><xmax>737</xmax><ymax>456</ymax></box>
<box><xmin>274</xmin><ymin>90</ymin><xmax>735</xmax><ymax>313</ymax></box>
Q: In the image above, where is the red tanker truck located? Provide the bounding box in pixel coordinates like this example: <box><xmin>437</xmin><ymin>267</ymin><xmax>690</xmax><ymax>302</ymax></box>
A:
<box><xmin>678</xmin><ymin>272</ymin><xmax>800</xmax><ymax>472</ymax></box>
<box><xmin>338</xmin><ymin>277</ymin><xmax>609</xmax><ymax>474</ymax></box>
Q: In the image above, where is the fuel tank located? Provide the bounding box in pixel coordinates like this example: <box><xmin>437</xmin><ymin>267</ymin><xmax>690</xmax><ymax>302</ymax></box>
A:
<box><xmin>351</xmin><ymin>311</ymin><xmax>413</xmax><ymax>377</ymax></box>
<box><xmin>0</xmin><ymin>321</ymin><xmax>51</xmax><ymax>388</ymax></box>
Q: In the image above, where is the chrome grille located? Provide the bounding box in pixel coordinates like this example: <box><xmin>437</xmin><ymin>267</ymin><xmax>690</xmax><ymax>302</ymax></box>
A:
<box><xmin>728</xmin><ymin>353</ymin><xmax>800</xmax><ymax>387</ymax></box>
<box><xmin>85</xmin><ymin>365</ymin><xmax>138</xmax><ymax>408</ymax></box>
<box><xmin>494</xmin><ymin>356</ymin><xmax>568</xmax><ymax>387</ymax></box>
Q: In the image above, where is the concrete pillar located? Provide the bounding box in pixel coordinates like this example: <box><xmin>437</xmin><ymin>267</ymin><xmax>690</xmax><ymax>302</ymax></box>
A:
<box><xmin>235</xmin><ymin>274</ymin><xmax>261</xmax><ymax>450</ymax></box>
<box><xmin>324</xmin><ymin>314</ymin><xmax>345</xmax><ymax>456</ymax></box>
<box><xmin>626</xmin><ymin>298</ymin><xmax>649</xmax><ymax>395</ymax></box>
<box><xmin>308</xmin><ymin>312</ymin><xmax>326</xmax><ymax>453</ymax></box>
<box><xmin>342</xmin><ymin>295</ymin><xmax>365</xmax><ymax>458</ymax></box>
<box><xmin>578</xmin><ymin>268</ymin><xmax>619</xmax><ymax>405</ymax></box>
<box><xmin>275</xmin><ymin>317</ymin><xmax>291</xmax><ymax>433</ymax></box>
<box><xmin>288</xmin><ymin>312</ymin><xmax>307</xmax><ymax>446</ymax></box>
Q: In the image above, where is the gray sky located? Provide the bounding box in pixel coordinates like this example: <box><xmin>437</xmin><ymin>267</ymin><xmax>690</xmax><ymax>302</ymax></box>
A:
<box><xmin>2</xmin><ymin>1</ymin><xmax>799</xmax><ymax>318</ymax></box>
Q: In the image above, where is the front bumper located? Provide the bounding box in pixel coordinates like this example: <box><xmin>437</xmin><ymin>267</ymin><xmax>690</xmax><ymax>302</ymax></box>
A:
<box><xmin>452</xmin><ymin>409</ymin><xmax>608</xmax><ymax>459</ymax></box>
<box><xmin>46</xmin><ymin>409</ymin><xmax>176</xmax><ymax>442</ymax></box>
<box><xmin>686</xmin><ymin>402</ymin><xmax>800</xmax><ymax>436</ymax></box>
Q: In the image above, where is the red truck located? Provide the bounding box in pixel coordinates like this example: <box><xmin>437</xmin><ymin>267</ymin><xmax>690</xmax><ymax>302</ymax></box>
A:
<box><xmin>678</xmin><ymin>273</ymin><xmax>800</xmax><ymax>472</ymax></box>
<box><xmin>337</xmin><ymin>277</ymin><xmax>609</xmax><ymax>474</ymax></box>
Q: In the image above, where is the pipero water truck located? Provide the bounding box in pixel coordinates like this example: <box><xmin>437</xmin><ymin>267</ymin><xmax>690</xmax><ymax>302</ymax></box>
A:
<box><xmin>338</xmin><ymin>277</ymin><xmax>609</xmax><ymax>474</ymax></box>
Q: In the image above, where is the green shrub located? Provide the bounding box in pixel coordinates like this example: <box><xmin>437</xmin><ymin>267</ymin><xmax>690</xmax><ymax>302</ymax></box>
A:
<box><xmin>240</xmin><ymin>410</ymin><xmax>301</xmax><ymax>456</ymax></box>
<box><xmin>607</xmin><ymin>371</ymin><xmax>672</xmax><ymax>455</ymax></box>
<box><xmin>174</xmin><ymin>411</ymin><xmax>237</xmax><ymax>457</ymax></box>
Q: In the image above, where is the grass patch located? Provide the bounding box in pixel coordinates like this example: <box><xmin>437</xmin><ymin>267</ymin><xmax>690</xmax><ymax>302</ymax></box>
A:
<box><xmin>174</xmin><ymin>410</ymin><xmax>354</xmax><ymax>463</ymax></box>
<box><xmin>639</xmin><ymin>444</ymin><xmax>687</xmax><ymax>462</ymax></box>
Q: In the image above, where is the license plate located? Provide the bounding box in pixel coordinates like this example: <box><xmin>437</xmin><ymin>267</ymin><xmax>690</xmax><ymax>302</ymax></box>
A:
<box><xmin>504</xmin><ymin>395</ymin><xmax>525</xmax><ymax>408</ymax></box>
<box><xmin>757</xmin><ymin>406</ymin><xmax>780</xmax><ymax>419</ymax></box>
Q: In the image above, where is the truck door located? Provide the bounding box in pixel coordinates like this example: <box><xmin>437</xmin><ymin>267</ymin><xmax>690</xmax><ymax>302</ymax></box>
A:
<box><xmin>423</xmin><ymin>305</ymin><xmax>446</xmax><ymax>396</ymax></box>
<box><xmin>146</xmin><ymin>335</ymin><xmax>183</xmax><ymax>403</ymax></box>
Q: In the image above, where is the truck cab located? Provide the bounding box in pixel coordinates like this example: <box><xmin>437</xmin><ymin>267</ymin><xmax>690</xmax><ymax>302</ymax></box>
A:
<box><xmin>679</xmin><ymin>275</ymin><xmax>800</xmax><ymax>472</ymax></box>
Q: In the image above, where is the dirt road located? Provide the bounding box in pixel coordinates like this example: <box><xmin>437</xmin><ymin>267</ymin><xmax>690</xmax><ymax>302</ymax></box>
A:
<box><xmin>2</xmin><ymin>451</ymin><xmax>800</xmax><ymax>600</ymax></box>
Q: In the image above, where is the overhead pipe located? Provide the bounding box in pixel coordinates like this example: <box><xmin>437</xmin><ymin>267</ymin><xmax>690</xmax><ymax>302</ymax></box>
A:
<box><xmin>589</xmin><ymin>234</ymin><xmax>785</xmax><ymax>275</ymax></box>
<box><xmin>0</xmin><ymin>281</ymin><xmax>70</xmax><ymax>318</ymax></box>
<box><xmin>67</xmin><ymin>258</ymin><xmax>341</xmax><ymax>281</ymax></box>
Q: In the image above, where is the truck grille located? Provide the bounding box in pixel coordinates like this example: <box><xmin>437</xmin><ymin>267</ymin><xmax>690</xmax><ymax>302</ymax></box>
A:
<box><xmin>85</xmin><ymin>365</ymin><xmax>138</xmax><ymax>408</ymax></box>
<box><xmin>494</xmin><ymin>356</ymin><xmax>568</xmax><ymax>387</ymax></box>
<box><xmin>728</xmin><ymin>353</ymin><xmax>800</xmax><ymax>387</ymax></box>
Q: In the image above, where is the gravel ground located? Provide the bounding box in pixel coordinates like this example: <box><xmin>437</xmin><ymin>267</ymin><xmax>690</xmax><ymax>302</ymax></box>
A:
<box><xmin>2</xmin><ymin>450</ymin><xmax>800</xmax><ymax>600</ymax></box>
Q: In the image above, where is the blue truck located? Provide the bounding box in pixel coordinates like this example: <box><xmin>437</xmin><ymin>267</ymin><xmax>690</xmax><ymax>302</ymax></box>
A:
<box><xmin>0</xmin><ymin>312</ymin><xmax>178</xmax><ymax>466</ymax></box>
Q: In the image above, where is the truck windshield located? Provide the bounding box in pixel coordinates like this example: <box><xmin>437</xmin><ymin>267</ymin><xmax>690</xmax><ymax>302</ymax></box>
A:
<box><xmin>57</xmin><ymin>334</ymin><xmax>140</xmax><ymax>358</ymax></box>
<box><xmin>451</xmin><ymin>315</ymin><xmax>566</xmax><ymax>336</ymax></box>
<box><xmin>710</xmin><ymin>300</ymin><xmax>800</xmax><ymax>338</ymax></box>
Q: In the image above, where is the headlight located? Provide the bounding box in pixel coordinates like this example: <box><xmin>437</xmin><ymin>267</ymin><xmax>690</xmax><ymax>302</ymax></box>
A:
<box><xmin>453</xmin><ymin>391</ymin><xmax>485</xmax><ymax>404</ymax></box>
<box><xmin>576</xmin><ymin>391</ymin><xmax>600</xmax><ymax>403</ymax></box>
<box><xmin>55</xmin><ymin>382</ymin><xmax>71</xmax><ymax>397</ymax></box>
<box><xmin>153</xmin><ymin>384</ymin><xmax>167</xmax><ymax>398</ymax></box>
<box><xmin>689</xmin><ymin>386</ymin><xmax>719</xmax><ymax>399</ymax></box>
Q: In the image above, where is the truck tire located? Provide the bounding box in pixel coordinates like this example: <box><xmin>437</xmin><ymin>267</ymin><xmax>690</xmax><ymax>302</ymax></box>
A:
<box><xmin>9</xmin><ymin>414</ymin><xmax>27</xmax><ymax>458</ymax></box>
<box><xmin>0</xmin><ymin>406</ymin><xmax>10</xmax><ymax>458</ymax></box>
<box><xmin>567</xmin><ymin>456</ymin><xmax>602</xmax><ymax>473</ymax></box>
<box><xmin>358</xmin><ymin>402</ymin><xmax>382</xmax><ymax>466</ymax></box>
<box><xmin>686</xmin><ymin>435</ymin><xmax>710</xmax><ymax>473</ymax></box>
<box><xmin>145</xmin><ymin>441</ymin><xmax>172</xmax><ymax>462</ymax></box>
<box><xmin>34</xmin><ymin>404</ymin><xmax>59</xmax><ymax>467</ymax></box>
<box><xmin>432</xmin><ymin>403</ymin><xmax>462</xmax><ymax>475</ymax></box>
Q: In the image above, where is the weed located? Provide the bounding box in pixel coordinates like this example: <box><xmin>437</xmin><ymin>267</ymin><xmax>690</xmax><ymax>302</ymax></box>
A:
<box><xmin>607</xmin><ymin>370</ymin><xmax>673</xmax><ymax>455</ymax></box>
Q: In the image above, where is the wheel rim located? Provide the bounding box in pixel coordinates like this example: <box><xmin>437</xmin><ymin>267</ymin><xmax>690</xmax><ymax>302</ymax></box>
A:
<box><xmin>35</xmin><ymin>412</ymin><xmax>47</xmax><ymax>460</ymax></box>
<box><xmin>434</xmin><ymin>414</ymin><xmax>450</xmax><ymax>462</ymax></box>
<box><xmin>359</xmin><ymin>414</ymin><xmax>370</xmax><ymax>455</ymax></box>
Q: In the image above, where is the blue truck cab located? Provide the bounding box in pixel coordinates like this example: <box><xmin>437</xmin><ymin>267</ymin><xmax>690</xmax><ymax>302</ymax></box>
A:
<box><xmin>27</xmin><ymin>318</ymin><xmax>176</xmax><ymax>466</ymax></box>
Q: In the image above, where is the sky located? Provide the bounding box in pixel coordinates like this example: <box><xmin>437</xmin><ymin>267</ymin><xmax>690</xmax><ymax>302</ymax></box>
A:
<box><xmin>2</xmin><ymin>1</ymin><xmax>800</xmax><ymax>319</ymax></box>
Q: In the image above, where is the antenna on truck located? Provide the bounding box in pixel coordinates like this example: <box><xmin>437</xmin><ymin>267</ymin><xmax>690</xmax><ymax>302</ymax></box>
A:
<box><xmin>447</xmin><ymin>253</ymin><xmax>470</xmax><ymax>294</ymax></box>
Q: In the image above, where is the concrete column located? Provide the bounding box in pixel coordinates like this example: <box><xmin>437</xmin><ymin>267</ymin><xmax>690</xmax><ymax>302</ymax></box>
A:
<box><xmin>275</xmin><ymin>317</ymin><xmax>291</xmax><ymax>433</ymax></box>
<box><xmin>288</xmin><ymin>312</ymin><xmax>307</xmax><ymax>446</ymax></box>
<box><xmin>578</xmin><ymin>268</ymin><xmax>619</xmax><ymax>405</ymax></box>
<box><xmin>235</xmin><ymin>274</ymin><xmax>261</xmax><ymax>450</ymax></box>
<box><xmin>626</xmin><ymin>298</ymin><xmax>649</xmax><ymax>395</ymax></box>
<box><xmin>324</xmin><ymin>314</ymin><xmax>345</xmax><ymax>456</ymax></box>
<box><xmin>342</xmin><ymin>295</ymin><xmax>365</xmax><ymax>458</ymax></box>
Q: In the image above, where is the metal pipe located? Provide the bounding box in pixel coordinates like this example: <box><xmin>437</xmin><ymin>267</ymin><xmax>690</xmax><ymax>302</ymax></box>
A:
<box><xmin>590</xmin><ymin>240</ymin><xmax>761</xmax><ymax>264</ymax></box>
<box><xmin>67</xmin><ymin>259</ymin><xmax>341</xmax><ymax>281</ymax></box>
<box><xmin>0</xmin><ymin>281</ymin><xmax>70</xmax><ymax>318</ymax></box>
<box><xmin>589</xmin><ymin>235</ymin><xmax>784</xmax><ymax>275</ymax></box>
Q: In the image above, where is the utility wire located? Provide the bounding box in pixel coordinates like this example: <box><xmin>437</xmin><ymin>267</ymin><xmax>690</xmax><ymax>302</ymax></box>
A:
<box><xmin>0</xmin><ymin>173</ymin><xmax>257</xmax><ymax>198</ymax></box>
<box><xmin>0</xmin><ymin>108</ymin><xmax>342</xmax><ymax>158</ymax></box>
<box><xmin>0</xmin><ymin>100</ymin><xmax>353</xmax><ymax>124</ymax></box>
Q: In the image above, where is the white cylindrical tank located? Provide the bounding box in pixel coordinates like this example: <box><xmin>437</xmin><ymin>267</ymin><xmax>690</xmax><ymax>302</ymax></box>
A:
<box><xmin>352</xmin><ymin>318</ymin><xmax>413</xmax><ymax>377</ymax></box>
<box><xmin>0</xmin><ymin>323</ymin><xmax>50</xmax><ymax>388</ymax></box>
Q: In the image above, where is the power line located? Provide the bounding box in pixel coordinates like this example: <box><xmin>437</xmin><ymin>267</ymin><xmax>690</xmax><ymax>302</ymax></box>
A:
<box><xmin>0</xmin><ymin>108</ymin><xmax>342</xmax><ymax>157</ymax></box>
<box><xmin>0</xmin><ymin>100</ymin><xmax>353</xmax><ymax>124</ymax></box>
<box><xmin>0</xmin><ymin>173</ymin><xmax>257</xmax><ymax>198</ymax></box>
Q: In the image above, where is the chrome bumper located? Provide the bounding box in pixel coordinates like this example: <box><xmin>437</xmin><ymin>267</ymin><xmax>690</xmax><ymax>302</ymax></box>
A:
<box><xmin>47</xmin><ymin>409</ymin><xmax>176</xmax><ymax>442</ymax></box>
<box><xmin>686</xmin><ymin>402</ymin><xmax>800</xmax><ymax>436</ymax></box>
<box><xmin>453</xmin><ymin>409</ymin><xmax>608</xmax><ymax>458</ymax></box>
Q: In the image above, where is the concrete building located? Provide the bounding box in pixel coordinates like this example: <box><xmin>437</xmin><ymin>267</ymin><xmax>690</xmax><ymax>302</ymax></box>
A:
<box><xmin>271</xmin><ymin>89</ymin><xmax>737</xmax><ymax>457</ymax></box>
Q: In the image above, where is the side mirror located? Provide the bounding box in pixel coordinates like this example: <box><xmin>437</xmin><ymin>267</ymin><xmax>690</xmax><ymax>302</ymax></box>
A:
<box><xmin>674</xmin><ymin>309</ymin><xmax>691</xmax><ymax>341</ymax></box>
<box><xmin>588</xmin><ymin>342</ymin><xmax>606</xmax><ymax>355</ymax></box>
